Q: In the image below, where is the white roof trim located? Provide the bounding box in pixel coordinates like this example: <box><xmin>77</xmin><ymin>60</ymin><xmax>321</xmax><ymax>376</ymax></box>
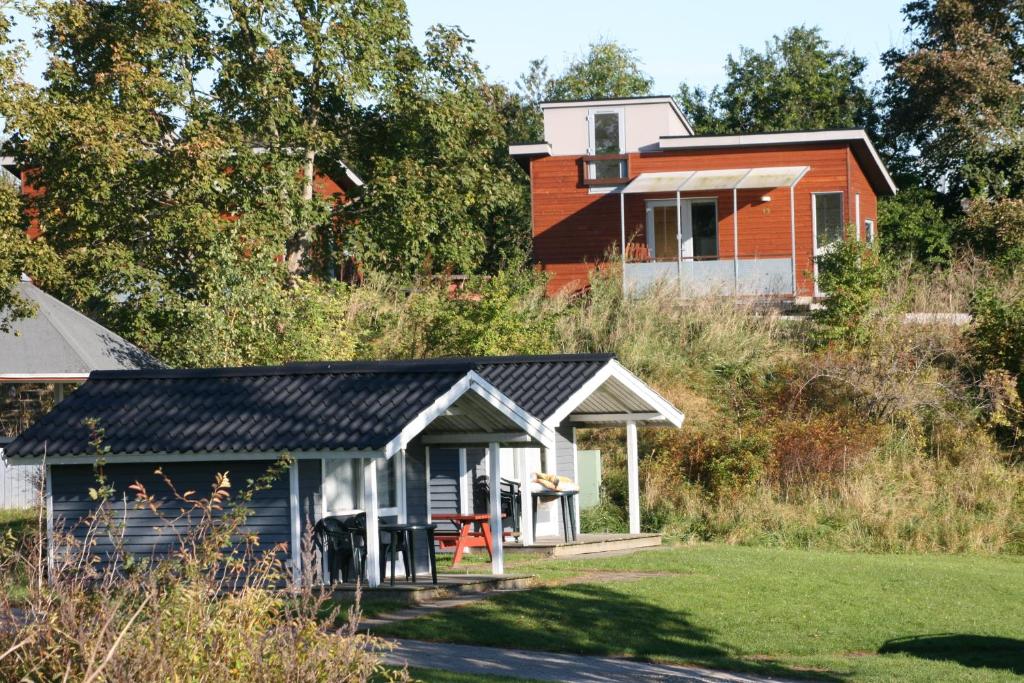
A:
<box><xmin>659</xmin><ymin>130</ymin><xmax>896</xmax><ymax>195</ymax></box>
<box><xmin>544</xmin><ymin>359</ymin><xmax>684</xmax><ymax>429</ymax></box>
<box><xmin>541</xmin><ymin>97</ymin><xmax>695</xmax><ymax>136</ymax></box>
<box><xmin>6</xmin><ymin>448</ymin><xmax>384</xmax><ymax>465</ymax></box>
<box><xmin>383</xmin><ymin>370</ymin><xmax>555</xmax><ymax>458</ymax></box>
<box><xmin>509</xmin><ymin>142</ymin><xmax>552</xmax><ymax>157</ymax></box>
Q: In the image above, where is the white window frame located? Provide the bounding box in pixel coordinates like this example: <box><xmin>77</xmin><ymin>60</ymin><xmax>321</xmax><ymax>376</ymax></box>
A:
<box><xmin>321</xmin><ymin>454</ymin><xmax>405</xmax><ymax>520</ymax></box>
<box><xmin>865</xmin><ymin>218</ymin><xmax>875</xmax><ymax>244</ymax></box>
<box><xmin>644</xmin><ymin>197</ymin><xmax>718</xmax><ymax>261</ymax></box>
<box><xmin>587</xmin><ymin>107</ymin><xmax>627</xmax><ymax>183</ymax></box>
<box><xmin>811</xmin><ymin>192</ymin><xmax>845</xmax><ymax>253</ymax></box>
<box><xmin>587</xmin><ymin>107</ymin><xmax>625</xmax><ymax>156</ymax></box>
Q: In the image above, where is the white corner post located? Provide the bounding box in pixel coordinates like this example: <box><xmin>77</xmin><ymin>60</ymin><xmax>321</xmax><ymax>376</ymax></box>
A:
<box><xmin>619</xmin><ymin>190</ymin><xmax>627</xmax><ymax>294</ymax></box>
<box><xmin>517</xmin><ymin>448</ymin><xmax>535</xmax><ymax>546</ymax></box>
<box><xmin>289</xmin><ymin>458</ymin><xmax>301</xmax><ymax>585</ymax></box>
<box><xmin>675</xmin><ymin>190</ymin><xmax>683</xmax><ymax>294</ymax></box>
<box><xmin>626</xmin><ymin>421</ymin><xmax>640</xmax><ymax>535</ymax></box>
<box><xmin>488</xmin><ymin>441</ymin><xmax>504</xmax><ymax>575</ymax></box>
<box><xmin>732</xmin><ymin>187</ymin><xmax>740</xmax><ymax>293</ymax></box>
<box><xmin>790</xmin><ymin>184</ymin><xmax>798</xmax><ymax>296</ymax></box>
<box><xmin>363</xmin><ymin>457</ymin><xmax>381</xmax><ymax>588</ymax></box>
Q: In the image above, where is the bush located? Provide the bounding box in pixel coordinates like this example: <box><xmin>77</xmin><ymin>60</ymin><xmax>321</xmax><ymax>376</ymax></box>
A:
<box><xmin>963</xmin><ymin>198</ymin><xmax>1024</xmax><ymax>269</ymax></box>
<box><xmin>878</xmin><ymin>187</ymin><xmax>954</xmax><ymax>267</ymax></box>
<box><xmin>812</xmin><ymin>236</ymin><xmax>891</xmax><ymax>346</ymax></box>
<box><xmin>0</xmin><ymin>456</ymin><xmax>402</xmax><ymax>683</ymax></box>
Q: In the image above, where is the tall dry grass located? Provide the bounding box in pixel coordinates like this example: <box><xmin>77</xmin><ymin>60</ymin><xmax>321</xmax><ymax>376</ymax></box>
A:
<box><xmin>0</xmin><ymin>455</ymin><xmax>403</xmax><ymax>682</ymax></box>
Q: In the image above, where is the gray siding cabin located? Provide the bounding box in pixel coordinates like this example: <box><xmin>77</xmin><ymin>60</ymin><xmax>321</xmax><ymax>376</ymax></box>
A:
<box><xmin>1</xmin><ymin>355</ymin><xmax>682</xmax><ymax>587</ymax></box>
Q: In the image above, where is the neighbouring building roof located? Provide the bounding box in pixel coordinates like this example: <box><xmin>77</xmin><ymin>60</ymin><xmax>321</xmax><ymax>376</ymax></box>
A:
<box><xmin>3</xmin><ymin>354</ymin><xmax>682</xmax><ymax>461</ymax></box>
<box><xmin>0</xmin><ymin>276</ymin><xmax>161</xmax><ymax>382</ymax></box>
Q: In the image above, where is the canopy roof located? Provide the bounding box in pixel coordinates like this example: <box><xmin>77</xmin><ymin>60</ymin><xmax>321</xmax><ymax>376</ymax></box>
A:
<box><xmin>0</xmin><ymin>276</ymin><xmax>160</xmax><ymax>381</ymax></box>
<box><xmin>3</xmin><ymin>354</ymin><xmax>683</xmax><ymax>461</ymax></box>
<box><xmin>622</xmin><ymin>166</ymin><xmax>810</xmax><ymax>194</ymax></box>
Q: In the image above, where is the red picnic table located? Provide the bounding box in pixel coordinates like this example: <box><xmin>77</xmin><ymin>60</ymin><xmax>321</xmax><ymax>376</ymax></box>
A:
<box><xmin>430</xmin><ymin>512</ymin><xmax>506</xmax><ymax>566</ymax></box>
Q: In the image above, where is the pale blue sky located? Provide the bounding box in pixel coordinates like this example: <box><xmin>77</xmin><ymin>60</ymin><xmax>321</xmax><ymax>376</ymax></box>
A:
<box><xmin>405</xmin><ymin>0</ymin><xmax>910</xmax><ymax>92</ymax></box>
<box><xmin>8</xmin><ymin>1</ymin><xmax>910</xmax><ymax>92</ymax></box>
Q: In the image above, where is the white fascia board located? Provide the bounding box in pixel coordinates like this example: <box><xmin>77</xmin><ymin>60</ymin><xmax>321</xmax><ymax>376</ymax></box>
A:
<box><xmin>508</xmin><ymin>142</ymin><xmax>552</xmax><ymax>157</ymax></box>
<box><xmin>545</xmin><ymin>360</ymin><xmax>685</xmax><ymax>429</ymax></box>
<box><xmin>659</xmin><ymin>130</ymin><xmax>896</xmax><ymax>195</ymax></box>
<box><xmin>7</xmin><ymin>448</ymin><xmax>383</xmax><ymax>465</ymax></box>
<box><xmin>383</xmin><ymin>371</ymin><xmax>555</xmax><ymax>458</ymax></box>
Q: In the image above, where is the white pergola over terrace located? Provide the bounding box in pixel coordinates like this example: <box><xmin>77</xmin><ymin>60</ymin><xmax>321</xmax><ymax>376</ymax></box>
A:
<box><xmin>618</xmin><ymin>166</ymin><xmax>810</xmax><ymax>296</ymax></box>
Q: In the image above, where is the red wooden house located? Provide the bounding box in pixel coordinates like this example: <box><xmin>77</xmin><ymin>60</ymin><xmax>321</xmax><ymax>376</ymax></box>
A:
<box><xmin>510</xmin><ymin>97</ymin><xmax>896</xmax><ymax>299</ymax></box>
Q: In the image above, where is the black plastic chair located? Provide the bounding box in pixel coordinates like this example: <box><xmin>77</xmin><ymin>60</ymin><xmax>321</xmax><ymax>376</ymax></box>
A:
<box><xmin>472</xmin><ymin>475</ymin><xmax>523</xmax><ymax>536</ymax></box>
<box><xmin>314</xmin><ymin>513</ymin><xmax>367</xmax><ymax>584</ymax></box>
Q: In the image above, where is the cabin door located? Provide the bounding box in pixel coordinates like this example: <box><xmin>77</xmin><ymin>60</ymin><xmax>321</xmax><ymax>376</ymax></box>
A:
<box><xmin>812</xmin><ymin>192</ymin><xmax>845</xmax><ymax>295</ymax></box>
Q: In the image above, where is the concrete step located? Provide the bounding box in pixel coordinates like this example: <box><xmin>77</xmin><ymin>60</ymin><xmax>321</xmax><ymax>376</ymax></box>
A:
<box><xmin>506</xmin><ymin>533</ymin><xmax>663</xmax><ymax>558</ymax></box>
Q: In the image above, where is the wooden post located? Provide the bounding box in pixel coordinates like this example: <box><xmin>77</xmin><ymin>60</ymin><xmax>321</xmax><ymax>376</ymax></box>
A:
<box><xmin>363</xmin><ymin>457</ymin><xmax>381</xmax><ymax>588</ymax></box>
<box><xmin>488</xmin><ymin>442</ymin><xmax>504</xmax><ymax>575</ymax></box>
<box><xmin>626</xmin><ymin>421</ymin><xmax>640</xmax><ymax>535</ymax></box>
<box><xmin>732</xmin><ymin>188</ymin><xmax>740</xmax><ymax>293</ymax></box>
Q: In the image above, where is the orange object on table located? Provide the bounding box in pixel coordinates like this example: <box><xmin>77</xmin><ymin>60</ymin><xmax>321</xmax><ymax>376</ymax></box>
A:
<box><xmin>430</xmin><ymin>512</ymin><xmax>505</xmax><ymax>566</ymax></box>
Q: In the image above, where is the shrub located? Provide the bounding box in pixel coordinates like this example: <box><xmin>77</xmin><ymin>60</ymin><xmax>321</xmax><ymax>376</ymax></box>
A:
<box><xmin>878</xmin><ymin>186</ymin><xmax>954</xmax><ymax>267</ymax></box>
<box><xmin>812</xmin><ymin>235</ymin><xmax>891</xmax><ymax>346</ymax></box>
<box><xmin>963</xmin><ymin>197</ymin><xmax>1024</xmax><ymax>269</ymax></box>
<box><xmin>0</xmin><ymin>456</ymin><xmax>402</xmax><ymax>683</ymax></box>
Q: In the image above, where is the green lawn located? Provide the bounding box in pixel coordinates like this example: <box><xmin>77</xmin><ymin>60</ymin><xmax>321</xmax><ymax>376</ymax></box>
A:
<box><xmin>372</xmin><ymin>545</ymin><xmax>1024</xmax><ymax>682</ymax></box>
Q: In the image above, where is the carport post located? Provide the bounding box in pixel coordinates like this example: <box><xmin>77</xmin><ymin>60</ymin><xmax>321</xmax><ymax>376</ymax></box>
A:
<box><xmin>363</xmin><ymin>457</ymin><xmax>381</xmax><ymax>588</ymax></box>
<box><xmin>626</xmin><ymin>421</ymin><xmax>640</xmax><ymax>535</ymax></box>
<box><xmin>488</xmin><ymin>441</ymin><xmax>504</xmax><ymax>575</ymax></box>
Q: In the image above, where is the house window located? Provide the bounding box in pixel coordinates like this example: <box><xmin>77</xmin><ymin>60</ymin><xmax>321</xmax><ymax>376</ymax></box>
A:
<box><xmin>813</xmin><ymin>192</ymin><xmax>845</xmax><ymax>249</ymax></box>
<box><xmin>865</xmin><ymin>219</ymin><xmax>875</xmax><ymax>243</ymax></box>
<box><xmin>586</xmin><ymin>109</ymin><xmax>627</xmax><ymax>184</ymax></box>
<box><xmin>691</xmin><ymin>200</ymin><xmax>718</xmax><ymax>259</ymax></box>
<box><xmin>323</xmin><ymin>456</ymin><xmax>401</xmax><ymax>517</ymax></box>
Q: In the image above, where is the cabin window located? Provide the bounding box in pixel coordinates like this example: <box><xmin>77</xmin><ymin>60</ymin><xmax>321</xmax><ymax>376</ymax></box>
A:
<box><xmin>865</xmin><ymin>218</ymin><xmax>875</xmax><ymax>243</ymax></box>
<box><xmin>586</xmin><ymin>108</ymin><xmax>627</xmax><ymax>183</ymax></box>
<box><xmin>323</xmin><ymin>456</ymin><xmax>401</xmax><ymax>516</ymax></box>
<box><xmin>813</xmin><ymin>192</ymin><xmax>845</xmax><ymax>248</ymax></box>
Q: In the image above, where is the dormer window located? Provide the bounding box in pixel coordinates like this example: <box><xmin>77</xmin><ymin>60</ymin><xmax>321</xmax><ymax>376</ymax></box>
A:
<box><xmin>584</xmin><ymin>108</ymin><xmax>627</xmax><ymax>185</ymax></box>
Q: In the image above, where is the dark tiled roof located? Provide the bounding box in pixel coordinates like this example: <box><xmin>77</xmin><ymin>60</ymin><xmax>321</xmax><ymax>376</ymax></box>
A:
<box><xmin>3</xmin><ymin>355</ymin><xmax>613</xmax><ymax>459</ymax></box>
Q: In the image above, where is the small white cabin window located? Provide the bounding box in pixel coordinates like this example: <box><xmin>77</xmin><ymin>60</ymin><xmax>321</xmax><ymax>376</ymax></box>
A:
<box><xmin>865</xmin><ymin>218</ymin><xmax>875</xmax><ymax>243</ymax></box>
<box><xmin>586</xmin><ymin>108</ymin><xmax>627</xmax><ymax>184</ymax></box>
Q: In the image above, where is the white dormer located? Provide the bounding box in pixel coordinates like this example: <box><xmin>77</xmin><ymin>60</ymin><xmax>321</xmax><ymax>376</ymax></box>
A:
<box><xmin>540</xmin><ymin>97</ymin><xmax>694</xmax><ymax>157</ymax></box>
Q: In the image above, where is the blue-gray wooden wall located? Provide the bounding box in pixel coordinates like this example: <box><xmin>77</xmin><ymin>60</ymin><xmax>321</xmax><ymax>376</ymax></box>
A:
<box><xmin>49</xmin><ymin>459</ymin><xmax>290</xmax><ymax>564</ymax></box>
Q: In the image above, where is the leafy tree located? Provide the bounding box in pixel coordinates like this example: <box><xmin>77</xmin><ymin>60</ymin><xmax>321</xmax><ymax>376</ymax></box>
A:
<box><xmin>881</xmin><ymin>0</ymin><xmax>1024</xmax><ymax>199</ymax></box>
<box><xmin>678</xmin><ymin>26</ymin><xmax>876</xmax><ymax>135</ymax></box>
<box><xmin>962</xmin><ymin>197</ymin><xmax>1024</xmax><ymax>268</ymax></box>
<box><xmin>544</xmin><ymin>40</ymin><xmax>654</xmax><ymax>101</ymax></box>
<box><xmin>877</xmin><ymin>187</ymin><xmax>954</xmax><ymax>267</ymax></box>
<box><xmin>211</xmin><ymin>0</ymin><xmax>409</xmax><ymax>272</ymax></box>
<box><xmin>343</xmin><ymin>26</ymin><xmax>530</xmax><ymax>275</ymax></box>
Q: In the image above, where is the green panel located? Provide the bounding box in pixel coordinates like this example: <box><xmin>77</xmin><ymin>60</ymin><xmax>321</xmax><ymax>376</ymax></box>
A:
<box><xmin>576</xmin><ymin>450</ymin><xmax>602</xmax><ymax>510</ymax></box>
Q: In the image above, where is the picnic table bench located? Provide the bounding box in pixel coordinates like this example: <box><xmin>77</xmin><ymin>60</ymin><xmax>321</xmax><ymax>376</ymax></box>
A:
<box><xmin>431</xmin><ymin>512</ymin><xmax>506</xmax><ymax>566</ymax></box>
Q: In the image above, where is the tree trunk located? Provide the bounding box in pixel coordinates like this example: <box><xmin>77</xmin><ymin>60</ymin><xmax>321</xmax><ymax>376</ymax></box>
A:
<box><xmin>286</xmin><ymin>149</ymin><xmax>316</xmax><ymax>274</ymax></box>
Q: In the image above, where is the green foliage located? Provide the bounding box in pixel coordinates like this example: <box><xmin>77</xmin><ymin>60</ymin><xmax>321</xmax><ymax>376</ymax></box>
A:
<box><xmin>877</xmin><ymin>186</ymin><xmax>954</xmax><ymax>266</ymax></box>
<box><xmin>881</xmin><ymin>0</ymin><xmax>1024</xmax><ymax>199</ymax></box>
<box><xmin>963</xmin><ymin>197</ymin><xmax>1024</xmax><ymax>268</ymax></box>
<box><xmin>812</xmin><ymin>236</ymin><xmax>891</xmax><ymax>346</ymax></box>
<box><xmin>970</xmin><ymin>284</ymin><xmax>1024</xmax><ymax>447</ymax></box>
<box><xmin>678</xmin><ymin>26</ymin><xmax>876</xmax><ymax>134</ymax></box>
<box><xmin>542</xmin><ymin>40</ymin><xmax>653</xmax><ymax>101</ymax></box>
<box><xmin>422</xmin><ymin>269</ymin><xmax>557</xmax><ymax>357</ymax></box>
